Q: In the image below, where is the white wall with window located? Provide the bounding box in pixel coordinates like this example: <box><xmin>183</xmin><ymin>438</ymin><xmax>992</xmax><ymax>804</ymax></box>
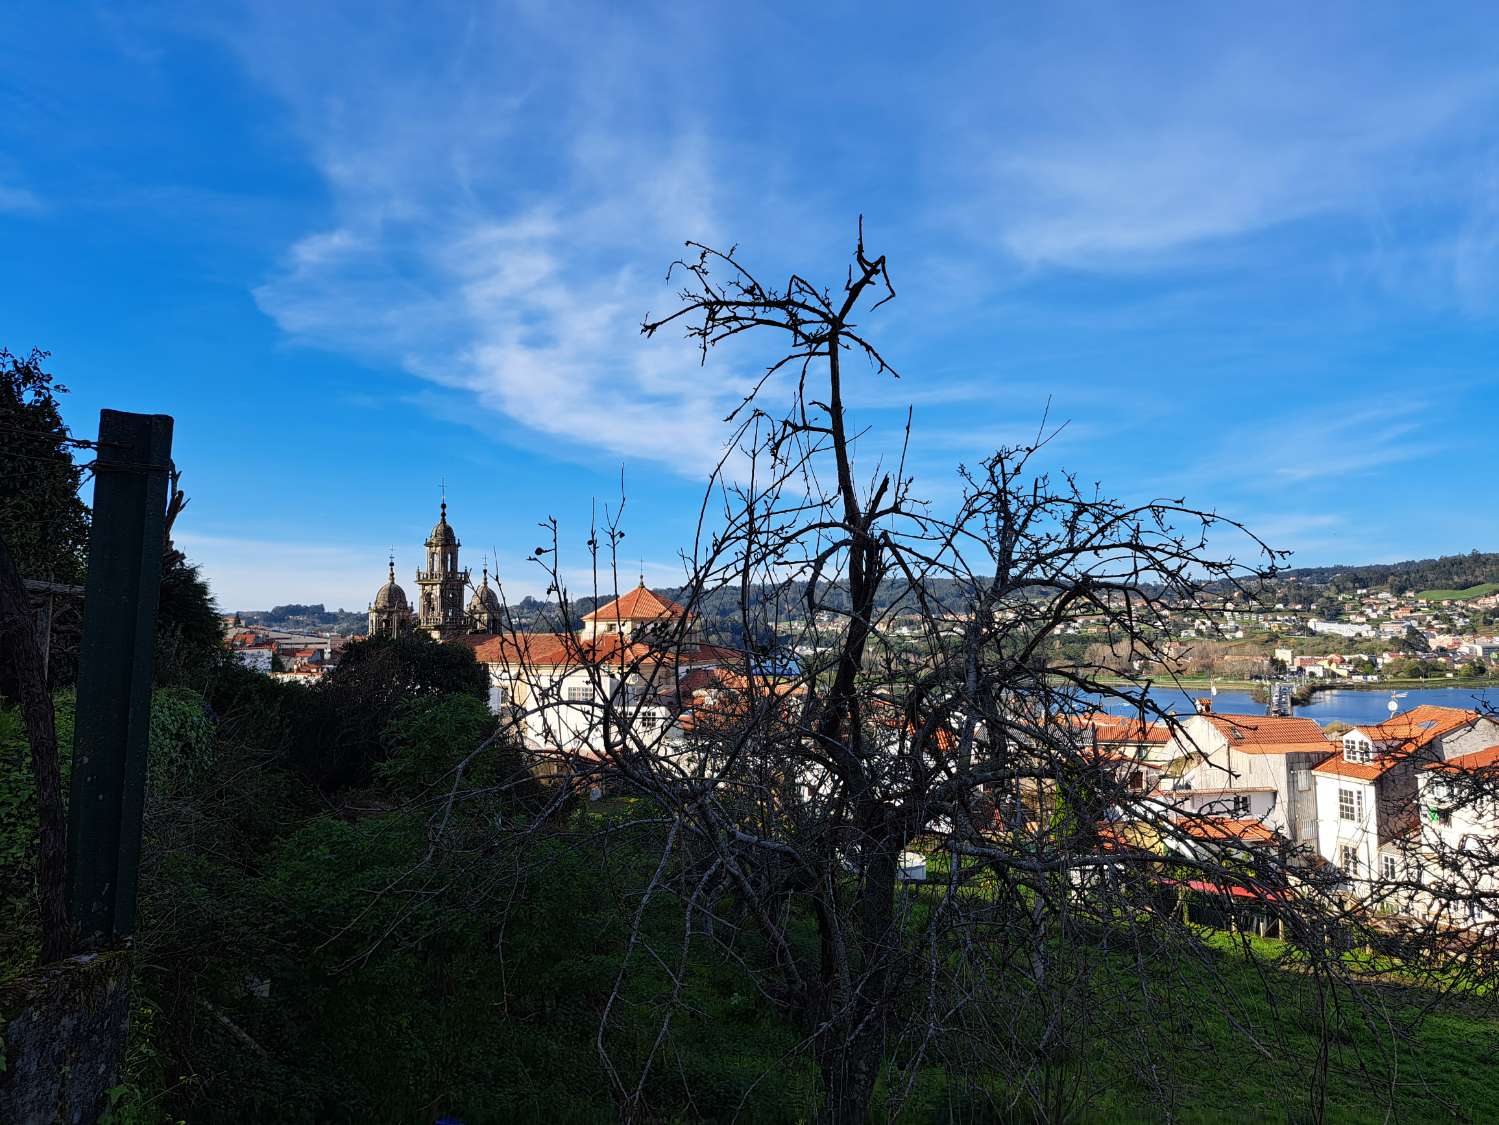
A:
<box><xmin>1414</xmin><ymin>764</ymin><xmax>1499</xmax><ymax>926</ymax></box>
<box><xmin>1341</xmin><ymin>733</ymin><xmax>1374</xmax><ymax>764</ymax></box>
<box><xmin>1180</xmin><ymin>789</ymin><xmax>1275</xmax><ymax>821</ymax></box>
<box><xmin>1313</xmin><ymin>772</ymin><xmax>1379</xmax><ymax>890</ymax></box>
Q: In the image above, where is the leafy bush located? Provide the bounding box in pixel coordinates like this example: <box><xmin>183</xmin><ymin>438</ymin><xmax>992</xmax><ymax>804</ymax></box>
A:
<box><xmin>146</xmin><ymin>688</ymin><xmax>216</xmax><ymax>796</ymax></box>
<box><xmin>375</xmin><ymin>693</ymin><xmax>496</xmax><ymax>796</ymax></box>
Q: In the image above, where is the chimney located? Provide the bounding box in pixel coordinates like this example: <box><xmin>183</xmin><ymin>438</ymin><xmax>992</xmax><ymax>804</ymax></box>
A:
<box><xmin>1195</xmin><ymin>697</ymin><xmax>1213</xmax><ymax>715</ymax></box>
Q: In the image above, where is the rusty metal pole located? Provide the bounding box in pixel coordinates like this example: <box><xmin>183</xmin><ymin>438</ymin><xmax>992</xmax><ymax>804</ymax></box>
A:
<box><xmin>66</xmin><ymin>409</ymin><xmax>173</xmax><ymax>947</ymax></box>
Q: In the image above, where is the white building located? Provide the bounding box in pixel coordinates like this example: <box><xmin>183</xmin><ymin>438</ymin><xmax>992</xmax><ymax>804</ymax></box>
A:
<box><xmin>1415</xmin><ymin>744</ymin><xmax>1499</xmax><ymax>926</ymax></box>
<box><xmin>453</xmin><ymin>582</ymin><xmax>736</xmax><ymax>759</ymax></box>
<box><xmin>1309</xmin><ymin>620</ymin><xmax>1375</xmax><ymax>639</ymax></box>
<box><xmin>1311</xmin><ymin>706</ymin><xmax>1499</xmax><ymax>898</ymax></box>
<box><xmin>1156</xmin><ymin>703</ymin><xmax>1334</xmax><ymax>846</ymax></box>
<box><xmin>235</xmin><ymin>645</ymin><xmax>273</xmax><ymax>673</ymax></box>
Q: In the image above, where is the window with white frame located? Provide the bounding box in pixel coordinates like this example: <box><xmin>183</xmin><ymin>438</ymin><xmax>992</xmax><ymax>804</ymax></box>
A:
<box><xmin>496</xmin><ymin>685</ymin><xmax>510</xmax><ymax>706</ymax></box>
<box><xmin>1381</xmin><ymin>854</ymin><xmax>1398</xmax><ymax>882</ymax></box>
<box><xmin>1341</xmin><ymin>845</ymin><xmax>1360</xmax><ymax>874</ymax></box>
<box><xmin>1338</xmin><ymin>787</ymin><xmax>1364</xmax><ymax>822</ymax></box>
<box><xmin>1343</xmin><ymin>737</ymin><xmax>1372</xmax><ymax>764</ymax></box>
<box><xmin>1230</xmin><ymin>795</ymin><xmax>1251</xmax><ymax>816</ymax></box>
<box><xmin>565</xmin><ymin>685</ymin><xmax>591</xmax><ymax>703</ymax></box>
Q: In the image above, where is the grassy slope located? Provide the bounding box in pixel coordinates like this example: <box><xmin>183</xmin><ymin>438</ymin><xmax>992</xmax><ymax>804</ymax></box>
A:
<box><xmin>888</xmin><ymin>924</ymin><xmax>1499</xmax><ymax>1124</ymax></box>
<box><xmin>1417</xmin><ymin>583</ymin><xmax>1499</xmax><ymax>601</ymax></box>
<box><xmin>1087</xmin><ymin>950</ymin><xmax>1499</xmax><ymax>1123</ymax></box>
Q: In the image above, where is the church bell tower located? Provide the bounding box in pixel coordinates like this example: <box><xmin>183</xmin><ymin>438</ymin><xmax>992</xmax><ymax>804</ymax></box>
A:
<box><xmin>414</xmin><ymin>498</ymin><xmax>470</xmax><ymax>640</ymax></box>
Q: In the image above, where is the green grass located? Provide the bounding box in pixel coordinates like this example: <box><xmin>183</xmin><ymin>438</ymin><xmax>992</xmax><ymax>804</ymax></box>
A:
<box><xmin>1417</xmin><ymin>582</ymin><xmax>1499</xmax><ymax>601</ymax></box>
<box><xmin>1085</xmin><ymin>934</ymin><xmax>1499</xmax><ymax>1124</ymax></box>
<box><xmin>890</xmin><ymin>927</ymin><xmax>1499</xmax><ymax>1124</ymax></box>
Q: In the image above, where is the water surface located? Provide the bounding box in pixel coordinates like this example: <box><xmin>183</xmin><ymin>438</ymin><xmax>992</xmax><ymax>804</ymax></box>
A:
<box><xmin>1094</xmin><ymin>685</ymin><xmax>1495</xmax><ymax>727</ymax></box>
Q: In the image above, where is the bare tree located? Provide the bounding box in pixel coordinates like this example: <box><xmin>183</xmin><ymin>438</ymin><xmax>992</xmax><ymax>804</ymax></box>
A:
<box><xmin>371</xmin><ymin>225</ymin><xmax>1499</xmax><ymax>1122</ymax></box>
<box><xmin>495</xmin><ymin>225</ymin><xmax>1375</xmax><ymax>1122</ymax></box>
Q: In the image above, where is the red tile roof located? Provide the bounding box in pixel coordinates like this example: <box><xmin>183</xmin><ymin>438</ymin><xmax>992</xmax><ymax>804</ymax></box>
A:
<box><xmin>1177</xmin><ymin>817</ymin><xmax>1277</xmax><ymax>844</ymax></box>
<box><xmin>581</xmin><ymin>583</ymin><xmax>686</xmax><ymax>623</ymax></box>
<box><xmin>1314</xmin><ymin>705</ymin><xmax>1481</xmax><ymax>781</ymax></box>
<box><xmin>461</xmin><ymin>629</ymin><xmax>732</xmax><ymax>672</ymax></box>
<box><xmin>1198</xmin><ymin>713</ymin><xmax>1334</xmax><ymax>756</ymax></box>
<box><xmin>1070</xmin><ymin>711</ymin><xmax>1171</xmax><ymax>745</ymax></box>
<box><xmin>1431</xmin><ymin>744</ymin><xmax>1499</xmax><ymax>773</ymax></box>
<box><xmin>1358</xmin><ymin>705</ymin><xmax>1479</xmax><ymax>749</ymax></box>
<box><xmin>1312</xmin><ymin>754</ymin><xmax>1388</xmax><ymax>782</ymax></box>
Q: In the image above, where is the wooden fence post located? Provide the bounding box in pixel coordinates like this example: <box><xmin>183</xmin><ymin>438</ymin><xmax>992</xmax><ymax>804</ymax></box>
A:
<box><xmin>66</xmin><ymin>409</ymin><xmax>173</xmax><ymax>948</ymax></box>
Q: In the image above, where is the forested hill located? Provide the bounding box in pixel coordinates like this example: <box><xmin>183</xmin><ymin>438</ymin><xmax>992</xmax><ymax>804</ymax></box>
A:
<box><xmin>241</xmin><ymin>551</ymin><xmax>1497</xmax><ymax>639</ymax></box>
<box><xmin>1271</xmin><ymin>551</ymin><xmax>1499</xmax><ymax>595</ymax></box>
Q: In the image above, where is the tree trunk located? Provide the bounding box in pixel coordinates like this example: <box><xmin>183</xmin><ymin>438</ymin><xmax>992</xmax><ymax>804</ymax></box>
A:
<box><xmin>815</xmin><ymin>834</ymin><xmax>898</xmax><ymax>1125</ymax></box>
<box><xmin>0</xmin><ymin>532</ymin><xmax>71</xmax><ymax>962</ymax></box>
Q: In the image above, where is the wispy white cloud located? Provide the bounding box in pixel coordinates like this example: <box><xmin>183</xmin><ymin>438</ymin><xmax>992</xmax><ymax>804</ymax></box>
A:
<box><xmin>1163</xmin><ymin>402</ymin><xmax>1438</xmax><ymax>498</ymax></box>
<box><xmin>216</xmin><ymin>3</ymin><xmax>1499</xmax><ymax>502</ymax></box>
<box><xmin>226</xmin><ymin>5</ymin><xmax>754</xmax><ymax>478</ymax></box>
<box><xmin>1270</xmin><ymin>407</ymin><xmax>1436</xmax><ymax>484</ymax></box>
<box><xmin>0</xmin><ymin>182</ymin><xmax>42</xmax><ymax>213</ymax></box>
<box><xmin>946</xmin><ymin>38</ymin><xmax>1499</xmax><ymax>271</ymax></box>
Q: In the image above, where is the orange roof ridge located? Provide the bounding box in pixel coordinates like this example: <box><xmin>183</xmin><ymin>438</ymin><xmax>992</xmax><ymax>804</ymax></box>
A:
<box><xmin>581</xmin><ymin>584</ymin><xmax>687</xmax><ymax>623</ymax></box>
<box><xmin>1356</xmin><ymin>704</ymin><xmax>1478</xmax><ymax>745</ymax></box>
<box><xmin>1431</xmin><ymin>744</ymin><xmax>1499</xmax><ymax>772</ymax></box>
<box><xmin>1200</xmin><ymin>713</ymin><xmax>1333</xmax><ymax>754</ymax></box>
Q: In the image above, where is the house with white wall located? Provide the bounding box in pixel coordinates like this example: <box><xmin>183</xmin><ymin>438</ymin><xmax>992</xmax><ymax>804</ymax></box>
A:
<box><xmin>1156</xmin><ymin>703</ymin><xmax>1334</xmax><ymax>846</ymax></box>
<box><xmin>1311</xmin><ymin>705</ymin><xmax>1499</xmax><ymax>899</ymax></box>
<box><xmin>455</xmin><ymin>582</ymin><xmax>736</xmax><ymax>759</ymax></box>
<box><xmin>1415</xmin><ymin>743</ymin><xmax>1499</xmax><ymax>927</ymax></box>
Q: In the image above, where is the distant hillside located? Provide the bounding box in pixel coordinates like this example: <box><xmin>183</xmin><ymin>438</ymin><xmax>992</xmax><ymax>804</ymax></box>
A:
<box><xmin>239</xmin><ymin>603</ymin><xmax>368</xmax><ymax>633</ymax></box>
<box><xmin>1273</xmin><ymin>551</ymin><xmax>1499</xmax><ymax>595</ymax></box>
<box><xmin>245</xmin><ymin>551</ymin><xmax>1496</xmax><ymax>640</ymax></box>
<box><xmin>1416</xmin><ymin>582</ymin><xmax>1499</xmax><ymax>602</ymax></box>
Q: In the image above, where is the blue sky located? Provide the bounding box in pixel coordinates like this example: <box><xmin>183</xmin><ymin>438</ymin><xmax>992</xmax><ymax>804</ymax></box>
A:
<box><xmin>3</xmin><ymin>2</ymin><xmax>1497</xmax><ymax>611</ymax></box>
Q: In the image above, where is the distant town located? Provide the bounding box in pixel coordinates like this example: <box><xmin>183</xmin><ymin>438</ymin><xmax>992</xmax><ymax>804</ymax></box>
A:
<box><xmin>223</xmin><ymin>540</ymin><xmax>1499</xmax><ymax>693</ymax></box>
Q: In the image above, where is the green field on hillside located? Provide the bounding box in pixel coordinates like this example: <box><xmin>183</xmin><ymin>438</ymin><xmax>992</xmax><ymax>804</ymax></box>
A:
<box><xmin>1417</xmin><ymin>582</ymin><xmax>1499</xmax><ymax>601</ymax></box>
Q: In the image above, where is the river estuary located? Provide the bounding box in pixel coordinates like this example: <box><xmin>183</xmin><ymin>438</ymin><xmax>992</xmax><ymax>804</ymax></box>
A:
<box><xmin>1094</xmin><ymin>685</ymin><xmax>1495</xmax><ymax>727</ymax></box>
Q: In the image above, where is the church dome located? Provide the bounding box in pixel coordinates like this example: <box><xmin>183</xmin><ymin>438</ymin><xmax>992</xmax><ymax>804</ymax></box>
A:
<box><xmin>467</xmin><ymin>568</ymin><xmax>501</xmax><ymax>615</ymax></box>
<box><xmin>426</xmin><ymin>500</ymin><xmax>458</xmax><ymax>547</ymax></box>
<box><xmin>372</xmin><ymin>560</ymin><xmax>409</xmax><ymax>609</ymax></box>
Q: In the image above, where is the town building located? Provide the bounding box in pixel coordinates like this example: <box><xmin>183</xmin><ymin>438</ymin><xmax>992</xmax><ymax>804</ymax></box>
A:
<box><xmin>1156</xmin><ymin>702</ymin><xmax>1335</xmax><ymax>846</ymax></box>
<box><xmin>368</xmin><ymin>557</ymin><xmax>414</xmax><ymax>637</ymax></box>
<box><xmin>453</xmin><ymin>581</ymin><xmax>736</xmax><ymax>755</ymax></box>
<box><xmin>1312</xmin><ymin>705</ymin><xmax>1499</xmax><ymax>894</ymax></box>
<box><xmin>1415</xmin><ymin>744</ymin><xmax>1499</xmax><ymax>926</ymax></box>
<box><xmin>414</xmin><ymin>501</ymin><xmax>472</xmax><ymax>640</ymax></box>
<box><xmin>365</xmin><ymin>498</ymin><xmax>737</xmax><ymax>759</ymax></box>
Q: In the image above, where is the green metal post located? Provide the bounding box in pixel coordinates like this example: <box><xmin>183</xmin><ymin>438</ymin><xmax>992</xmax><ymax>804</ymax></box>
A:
<box><xmin>66</xmin><ymin>409</ymin><xmax>173</xmax><ymax>947</ymax></box>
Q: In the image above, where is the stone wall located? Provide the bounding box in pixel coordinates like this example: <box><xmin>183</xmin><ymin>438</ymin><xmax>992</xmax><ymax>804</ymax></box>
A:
<box><xmin>0</xmin><ymin>950</ymin><xmax>132</xmax><ymax>1125</ymax></box>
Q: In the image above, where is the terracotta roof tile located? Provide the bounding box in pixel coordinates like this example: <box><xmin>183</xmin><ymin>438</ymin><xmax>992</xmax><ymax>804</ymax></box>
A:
<box><xmin>463</xmin><ymin>630</ymin><xmax>733</xmax><ymax>672</ymax></box>
<box><xmin>1356</xmin><ymin>705</ymin><xmax>1479</xmax><ymax>750</ymax></box>
<box><xmin>1314</xmin><ymin>706</ymin><xmax>1481</xmax><ymax>781</ymax></box>
<box><xmin>1312</xmin><ymin>755</ymin><xmax>1387</xmax><ymax>782</ymax></box>
<box><xmin>1431</xmin><ymin>744</ymin><xmax>1499</xmax><ymax>773</ymax></box>
<box><xmin>1177</xmin><ymin>817</ymin><xmax>1277</xmax><ymax>844</ymax></box>
<box><xmin>1200</xmin><ymin>713</ymin><xmax>1334</xmax><ymax>756</ymax></box>
<box><xmin>581</xmin><ymin>584</ymin><xmax>686</xmax><ymax>623</ymax></box>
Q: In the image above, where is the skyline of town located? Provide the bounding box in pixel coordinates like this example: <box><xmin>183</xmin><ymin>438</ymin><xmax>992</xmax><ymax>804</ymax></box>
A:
<box><xmin>5</xmin><ymin>3</ymin><xmax>1499</xmax><ymax>612</ymax></box>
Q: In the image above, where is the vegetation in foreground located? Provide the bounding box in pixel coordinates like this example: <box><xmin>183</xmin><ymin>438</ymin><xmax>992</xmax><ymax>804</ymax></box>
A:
<box><xmin>7</xmin><ymin>663</ymin><xmax>1499</xmax><ymax>1123</ymax></box>
<box><xmin>8</xmin><ymin>249</ymin><xmax>1499</xmax><ymax>1124</ymax></box>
